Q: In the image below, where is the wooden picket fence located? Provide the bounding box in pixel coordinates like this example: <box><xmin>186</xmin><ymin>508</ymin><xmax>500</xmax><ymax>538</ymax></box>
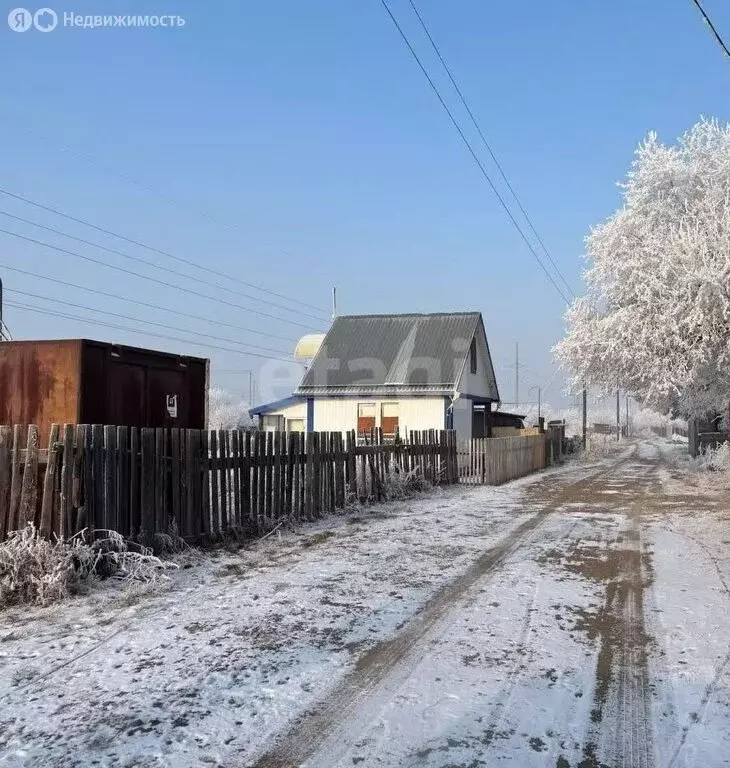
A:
<box><xmin>458</xmin><ymin>434</ymin><xmax>548</xmax><ymax>485</ymax></box>
<box><xmin>0</xmin><ymin>424</ymin><xmax>458</xmax><ymax>544</ymax></box>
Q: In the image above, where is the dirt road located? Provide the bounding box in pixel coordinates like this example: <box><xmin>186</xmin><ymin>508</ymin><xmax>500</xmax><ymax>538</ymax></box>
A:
<box><xmin>2</xmin><ymin>439</ymin><xmax>729</xmax><ymax>767</ymax></box>
<box><xmin>250</xmin><ymin>441</ymin><xmax>730</xmax><ymax>768</ymax></box>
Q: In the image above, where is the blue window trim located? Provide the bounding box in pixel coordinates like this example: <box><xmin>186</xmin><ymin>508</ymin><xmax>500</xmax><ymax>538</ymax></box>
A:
<box><xmin>306</xmin><ymin>398</ymin><xmax>314</xmax><ymax>432</ymax></box>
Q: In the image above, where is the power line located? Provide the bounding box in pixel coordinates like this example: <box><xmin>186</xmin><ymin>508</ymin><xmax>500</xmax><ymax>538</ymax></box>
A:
<box><xmin>0</xmin><ymin>186</ymin><xmax>329</xmax><ymax>315</ymax></box>
<box><xmin>0</xmin><ymin>226</ymin><xmax>325</xmax><ymax>330</ymax></box>
<box><xmin>4</xmin><ymin>288</ymin><xmax>293</xmax><ymax>357</ymax></box>
<box><xmin>519</xmin><ymin>366</ymin><xmax>563</xmax><ymax>422</ymax></box>
<box><xmin>690</xmin><ymin>0</ymin><xmax>730</xmax><ymax>59</ymax></box>
<box><xmin>406</xmin><ymin>0</ymin><xmax>574</xmax><ymax>297</ymax></box>
<box><xmin>0</xmin><ymin>263</ymin><xmax>298</xmax><ymax>343</ymax></box>
<box><xmin>379</xmin><ymin>0</ymin><xmax>571</xmax><ymax>305</ymax></box>
<box><xmin>4</xmin><ymin>301</ymin><xmax>304</xmax><ymax>364</ymax></box>
<box><xmin>0</xmin><ymin>210</ymin><xmax>328</xmax><ymax>322</ymax></box>
<box><xmin>15</xmin><ymin>124</ymin><xmax>330</xmax><ymax>282</ymax></box>
<box><xmin>0</xmin><ymin>207</ymin><xmax>328</xmax><ymax>322</ymax></box>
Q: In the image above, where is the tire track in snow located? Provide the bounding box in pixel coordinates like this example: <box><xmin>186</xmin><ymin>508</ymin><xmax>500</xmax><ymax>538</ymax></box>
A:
<box><xmin>248</xmin><ymin>454</ymin><xmax>635</xmax><ymax>768</ymax></box>
<box><xmin>579</xmin><ymin>459</ymin><xmax>656</xmax><ymax>768</ymax></box>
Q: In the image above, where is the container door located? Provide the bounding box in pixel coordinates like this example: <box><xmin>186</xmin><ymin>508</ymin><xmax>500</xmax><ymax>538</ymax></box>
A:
<box><xmin>107</xmin><ymin>363</ymin><xmax>146</xmax><ymax>427</ymax></box>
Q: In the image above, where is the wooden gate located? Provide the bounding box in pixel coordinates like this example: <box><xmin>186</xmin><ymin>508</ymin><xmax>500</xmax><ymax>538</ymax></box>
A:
<box><xmin>457</xmin><ymin>434</ymin><xmax>547</xmax><ymax>485</ymax></box>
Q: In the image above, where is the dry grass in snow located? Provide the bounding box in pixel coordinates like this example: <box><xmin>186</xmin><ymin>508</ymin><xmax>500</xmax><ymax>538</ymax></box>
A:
<box><xmin>0</xmin><ymin>524</ymin><xmax>177</xmax><ymax>610</ymax></box>
<box><xmin>380</xmin><ymin>467</ymin><xmax>432</xmax><ymax>501</ymax></box>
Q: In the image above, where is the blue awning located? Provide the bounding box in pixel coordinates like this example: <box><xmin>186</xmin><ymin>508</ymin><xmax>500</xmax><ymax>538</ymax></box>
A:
<box><xmin>248</xmin><ymin>395</ymin><xmax>303</xmax><ymax>417</ymax></box>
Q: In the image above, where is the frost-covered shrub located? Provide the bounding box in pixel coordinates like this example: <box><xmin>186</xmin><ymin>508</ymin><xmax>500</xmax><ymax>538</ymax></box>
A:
<box><xmin>209</xmin><ymin>387</ymin><xmax>253</xmax><ymax>430</ymax></box>
<box><xmin>695</xmin><ymin>441</ymin><xmax>730</xmax><ymax>473</ymax></box>
<box><xmin>579</xmin><ymin>434</ymin><xmax>622</xmax><ymax>461</ymax></box>
<box><xmin>0</xmin><ymin>524</ymin><xmax>175</xmax><ymax>609</ymax></box>
<box><xmin>381</xmin><ymin>468</ymin><xmax>431</xmax><ymax>500</ymax></box>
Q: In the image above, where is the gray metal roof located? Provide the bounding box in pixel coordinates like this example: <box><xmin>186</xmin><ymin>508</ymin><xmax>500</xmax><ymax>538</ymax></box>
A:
<box><xmin>296</xmin><ymin>312</ymin><xmax>484</xmax><ymax>396</ymax></box>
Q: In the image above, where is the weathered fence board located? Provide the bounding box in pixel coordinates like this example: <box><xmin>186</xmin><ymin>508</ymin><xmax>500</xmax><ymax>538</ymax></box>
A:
<box><xmin>39</xmin><ymin>424</ymin><xmax>59</xmax><ymax>537</ymax></box>
<box><xmin>0</xmin><ymin>426</ymin><xmax>11</xmax><ymax>540</ymax></box>
<box><xmin>0</xmin><ymin>425</ymin><xmax>459</xmax><ymax>544</ymax></box>
<box><xmin>458</xmin><ymin>434</ymin><xmax>547</xmax><ymax>486</ymax></box>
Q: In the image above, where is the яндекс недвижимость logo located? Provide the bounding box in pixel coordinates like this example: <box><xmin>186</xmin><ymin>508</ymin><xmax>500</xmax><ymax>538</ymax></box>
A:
<box><xmin>8</xmin><ymin>7</ymin><xmax>58</xmax><ymax>31</ymax></box>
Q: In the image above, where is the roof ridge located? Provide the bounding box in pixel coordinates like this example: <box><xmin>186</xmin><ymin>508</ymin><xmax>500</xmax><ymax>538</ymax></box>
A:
<box><xmin>336</xmin><ymin>311</ymin><xmax>481</xmax><ymax>320</ymax></box>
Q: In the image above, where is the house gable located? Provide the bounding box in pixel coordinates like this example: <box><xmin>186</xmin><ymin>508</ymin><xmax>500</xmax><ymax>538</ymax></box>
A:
<box><xmin>455</xmin><ymin>317</ymin><xmax>500</xmax><ymax>401</ymax></box>
<box><xmin>296</xmin><ymin>312</ymin><xmax>499</xmax><ymax>399</ymax></box>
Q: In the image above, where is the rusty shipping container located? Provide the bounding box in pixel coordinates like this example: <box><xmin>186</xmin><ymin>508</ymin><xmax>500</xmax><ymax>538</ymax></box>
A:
<box><xmin>0</xmin><ymin>339</ymin><xmax>209</xmax><ymax>440</ymax></box>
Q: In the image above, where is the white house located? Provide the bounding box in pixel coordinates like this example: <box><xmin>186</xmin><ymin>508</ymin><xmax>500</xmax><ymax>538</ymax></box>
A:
<box><xmin>249</xmin><ymin>312</ymin><xmax>502</xmax><ymax>440</ymax></box>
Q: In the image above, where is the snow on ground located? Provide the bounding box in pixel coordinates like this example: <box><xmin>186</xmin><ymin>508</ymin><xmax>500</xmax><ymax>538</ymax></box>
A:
<box><xmin>644</xmin><ymin>441</ymin><xmax>730</xmax><ymax>767</ymax></box>
<box><xmin>0</xmin><ymin>460</ymin><xmax>604</xmax><ymax>768</ymax></box>
<box><xmin>2</xmin><ymin>439</ymin><xmax>730</xmax><ymax>768</ymax></box>
<box><xmin>303</xmin><ymin>508</ymin><xmax>624</xmax><ymax>768</ymax></box>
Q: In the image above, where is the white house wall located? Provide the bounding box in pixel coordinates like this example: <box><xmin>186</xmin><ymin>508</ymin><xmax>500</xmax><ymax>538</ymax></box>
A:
<box><xmin>312</xmin><ymin>397</ymin><xmax>446</xmax><ymax>434</ymax></box>
<box><xmin>457</xmin><ymin>322</ymin><xmax>500</xmax><ymax>399</ymax></box>
<box><xmin>266</xmin><ymin>402</ymin><xmax>307</xmax><ymax>421</ymax></box>
<box><xmin>260</xmin><ymin>401</ymin><xmax>307</xmax><ymax>431</ymax></box>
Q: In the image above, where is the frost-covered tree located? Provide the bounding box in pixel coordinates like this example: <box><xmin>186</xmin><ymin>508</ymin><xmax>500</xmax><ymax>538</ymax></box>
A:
<box><xmin>208</xmin><ymin>387</ymin><xmax>253</xmax><ymax>430</ymax></box>
<box><xmin>554</xmin><ymin>118</ymin><xmax>730</xmax><ymax>418</ymax></box>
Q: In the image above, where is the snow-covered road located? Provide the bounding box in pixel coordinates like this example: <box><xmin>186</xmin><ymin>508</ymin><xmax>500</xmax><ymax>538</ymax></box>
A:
<box><xmin>1</xmin><ymin>438</ymin><xmax>729</xmax><ymax>767</ymax></box>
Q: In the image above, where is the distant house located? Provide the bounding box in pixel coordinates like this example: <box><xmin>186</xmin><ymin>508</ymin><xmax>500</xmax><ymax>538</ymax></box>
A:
<box><xmin>250</xmin><ymin>312</ymin><xmax>501</xmax><ymax>440</ymax></box>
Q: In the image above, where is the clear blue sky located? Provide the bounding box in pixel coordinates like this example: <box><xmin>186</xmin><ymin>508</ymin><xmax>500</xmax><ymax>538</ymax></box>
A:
<box><xmin>1</xmin><ymin>0</ymin><xmax>728</xmax><ymax>407</ymax></box>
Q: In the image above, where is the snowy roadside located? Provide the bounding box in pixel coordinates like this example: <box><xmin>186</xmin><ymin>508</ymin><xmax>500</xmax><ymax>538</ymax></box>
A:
<box><xmin>643</xmin><ymin>441</ymin><xmax>730</xmax><ymax>767</ymax></box>
<box><xmin>0</xmin><ymin>460</ymin><xmax>599</xmax><ymax>768</ymax></box>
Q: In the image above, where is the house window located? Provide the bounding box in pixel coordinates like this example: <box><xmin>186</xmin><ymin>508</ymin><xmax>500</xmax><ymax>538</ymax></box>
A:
<box><xmin>262</xmin><ymin>414</ymin><xmax>284</xmax><ymax>432</ymax></box>
<box><xmin>470</xmin><ymin>337</ymin><xmax>477</xmax><ymax>374</ymax></box>
<box><xmin>286</xmin><ymin>418</ymin><xmax>305</xmax><ymax>433</ymax></box>
<box><xmin>381</xmin><ymin>402</ymin><xmax>399</xmax><ymax>438</ymax></box>
<box><xmin>357</xmin><ymin>403</ymin><xmax>376</xmax><ymax>436</ymax></box>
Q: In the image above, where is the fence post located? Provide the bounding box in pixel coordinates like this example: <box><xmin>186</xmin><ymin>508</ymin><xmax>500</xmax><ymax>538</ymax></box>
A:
<box><xmin>155</xmin><ymin>428</ymin><xmax>167</xmax><ymax>536</ymax></box>
<box><xmin>256</xmin><ymin>431</ymin><xmax>266</xmax><ymax>531</ymax></box>
<box><xmin>8</xmin><ymin>425</ymin><xmax>22</xmax><ymax>532</ymax></box>
<box><xmin>220</xmin><ymin>430</ymin><xmax>230</xmax><ymax>532</ymax></box>
<box><xmin>19</xmin><ymin>425</ymin><xmax>40</xmax><ymax>528</ymax></box>
<box><xmin>170</xmin><ymin>428</ymin><xmax>181</xmax><ymax>535</ymax></box>
<box><xmin>128</xmin><ymin>427</ymin><xmax>139</xmax><ymax>539</ymax></box>
<box><xmin>104</xmin><ymin>425</ymin><xmax>118</xmax><ymax>534</ymax></box>
<box><xmin>0</xmin><ymin>426</ymin><xmax>13</xmax><ymax>540</ymax></box>
<box><xmin>272</xmin><ymin>431</ymin><xmax>282</xmax><ymax>524</ymax></box>
<box><xmin>242</xmin><ymin>431</ymin><xmax>251</xmax><ymax>526</ymax></box>
<box><xmin>345</xmin><ymin>430</ymin><xmax>356</xmax><ymax>501</ymax></box>
<box><xmin>40</xmin><ymin>424</ymin><xmax>60</xmax><ymax>538</ymax></box>
<box><xmin>116</xmin><ymin>426</ymin><xmax>129</xmax><ymax>538</ymax></box>
<box><xmin>231</xmin><ymin>430</ymin><xmax>241</xmax><ymax>529</ymax></box>
<box><xmin>210</xmin><ymin>430</ymin><xmax>220</xmax><ymax>536</ymax></box>
<box><xmin>140</xmin><ymin>428</ymin><xmax>155</xmax><ymax>547</ymax></box>
<box><xmin>285</xmin><ymin>431</ymin><xmax>294</xmax><ymax>519</ymax></box>
<box><xmin>264</xmin><ymin>431</ymin><xmax>274</xmax><ymax>527</ymax></box>
<box><xmin>90</xmin><ymin>425</ymin><xmax>104</xmax><ymax>533</ymax></box>
<box><xmin>200</xmin><ymin>430</ymin><xmax>210</xmax><ymax>539</ymax></box>
<box><xmin>305</xmin><ymin>432</ymin><xmax>314</xmax><ymax>520</ymax></box>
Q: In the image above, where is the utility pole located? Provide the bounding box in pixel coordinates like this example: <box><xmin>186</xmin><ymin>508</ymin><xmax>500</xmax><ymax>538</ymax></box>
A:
<box><xmin>515</xmin><ymin>341</ymin><xmax>519</xmax><ymax>409</ymax></box>
<box><xmin>582</xmin><ymin>387</ymin><xmax>587</xmax><ymax>448</ymax></box>
<box><xmin>616</xmin><ymin>386</ymin><xmax>621</xmax><ymax>441</ymax></box>
<box><xmin>625</xmin><ymin>394</ymin><xmax>630</xmax><ymax>437</ymax></box>
<box><xmin>248</xmin><ymin>371</ymin><xmax>255</xmax><ymax>406</ymax></box>
<box><xmin>332</xmin><ymin>286</ymin><xmax>338</xmax><ymax>321</ymax></box>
